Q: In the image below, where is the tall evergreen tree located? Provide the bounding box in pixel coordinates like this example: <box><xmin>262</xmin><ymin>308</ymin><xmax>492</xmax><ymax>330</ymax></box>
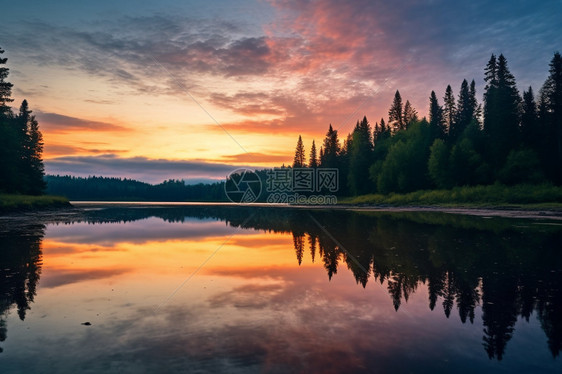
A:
<box><xmin>348</xmin><ymin>116</ymin><xmax>373</xmax><ymax>195</ymax></box>
<box><xmin>388</xmin><ymin>90</ymin><xmax>404</xmax><ymax>131</ymax></box>
<box><xmin>469</xmin><ymin>80</ymin><xmax>481</xmax><ymax>124</ymax></box>
<box><xmin>293</xmin><ymin>135</ymin><xmax>306</xmax><ymax>168</ymax></box>
<box><xmin>483</xmin><ymin>54</ymin><xmax>521</xmax><ymax>171</ymax></box>
<box><xmin>0</xmin><ymin>47</ymin><xmax>13</xmax><ymax>116</ymax></box>
<box><xmin>403</xmin><ymin>100</ymin><xmax>418</xmax><ymax>127</ymax></box>
<box><xmin>309</xmin><ymin>140</ymin><xmax>318</xmax><ymax>168</ymax></box>
<box><xmin>452</xmin><ymin>79</ymin><xmax>473</xmax><ymax>140</ymax></box>
<box><xmin>540</xmin><ymin>52</ymin><xmax>562</xmax><ymax>184</ymax></box>
<box><xmin>320</xmin><ymin>124</ymin><xmax>340</xmax><ymax>168</ymax></box>
<box><xmin>429</xmin><ymin>91</ymin><xmax>445</xmax><ymax>138</ymax></box>
<box><xmin>26</xmin><ymin>114</ymin><xmax>46</xmax><ymax>195</ymax></box>
<box><xmin>443</xmin><ymin>85</ymin><xmax>456</xmax><ymax>138</ymax></box>
<box><xmin>0</xmin><ymin>47</ymin><xmax>15</xmax><ymax>192</ymax></box>
<box><xmin>521</xmin><ymin>87</ymin><xmax>538</xmax><ymax>149</ymax></box>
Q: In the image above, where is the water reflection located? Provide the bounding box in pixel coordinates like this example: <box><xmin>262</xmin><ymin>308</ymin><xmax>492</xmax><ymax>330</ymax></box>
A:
<box><xmin>1</xmin><ymin>206</ymin><xmax>561</xmax><ymax>370</ymax></box>
<box><xmin>0</xmin><ymin>223</ymin><xmax>44</xmax><ymax>353</ymax></box>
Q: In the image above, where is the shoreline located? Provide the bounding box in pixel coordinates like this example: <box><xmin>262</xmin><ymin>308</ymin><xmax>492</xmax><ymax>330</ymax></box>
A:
<box><xmin>71</xmin><ymin>201</ymin><xmax>562</xmax><ymax>220</ymax></box>
<box><xmin>2</xmin><ymin>200</ymin><xmax>561</xmax><ymax>221</ymax></box>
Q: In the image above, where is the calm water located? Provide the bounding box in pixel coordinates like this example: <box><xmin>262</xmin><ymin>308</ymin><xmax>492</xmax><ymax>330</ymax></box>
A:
<box><xmin>1</xmin><ymin>205</ymin><xmax>561</xmax><ymax>373</ymax></box>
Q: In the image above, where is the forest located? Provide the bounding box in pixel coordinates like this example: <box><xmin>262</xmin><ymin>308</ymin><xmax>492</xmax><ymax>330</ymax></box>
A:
<box><xmin>0</xmin><ymin>47</ymin><xmax>45</xmax><ymax>195</ymax></box>
<box><xmin>292</xmin><ymin>53</ymin><xmax>562</xmax><ymax>197</ymax></box>
<box><xmin>3</xmin><ymin>45</ymin><xmax>561</xmax><ymax>202</ymax></box>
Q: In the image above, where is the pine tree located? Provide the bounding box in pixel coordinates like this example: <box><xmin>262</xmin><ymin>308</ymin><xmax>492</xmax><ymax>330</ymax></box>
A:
<box><xmin>348</xmin><ymin>116</ymin><xmax>373</xmax><ymax>195</ymax></box>
<box><xmin>443</xmin><ymin>85</ymin><xmax>456</xmax><ymax>137</ymax></box>
<box><xmin>469</xmin><ymin>80</ymin><xmax>481</xmax><ymax>124</ymax></box>
<box><xmin>452</xmin><ymin>79</ymin><xmax>473</xmax><ymax>140</ymax></box>
<box><xmin>484</xmin><ymin>54</ymin><xmax>521</xmax><ymax>171</ymax></box>
<box><xmin>0</xmin><ymin>47</ymin><xmax>14</xmax><ymax>116</ymax></box>
<box><xmin>521</xmin><ymin>87</ymin><xmax>537</xmax><ymax>149</ymax></box>
<box><xmin>540</xmin><ymin>52</ymin><xmax>562</xmax><ymax>184</ymax></box>
<box><xmin>320</xmin><ymin>124</ymin><xmax>340</xmax><ymax>168</ymax></box>
<box><xmin>429</xmin><ymin>91</ymin><xmax>445</xmax><ymax>138</ymax></box>
<box><xmin>293</xmin><ymin>135</ymin><xmax>306</xmax><ymax>168</ymax></box>
<box><xmin>26</xmin><ymin>115</ymin><xmax>46</xmax><ymax>195</ymax></box>
<box><xmin>17</xmin><ymin>100</ymin><xmax>33</xmax><ymax>191</ymax></box>
<box><xmin>388</xmin><ymin>90</ymin><xmax>404</xmax><ymax>131</ymax></box>
<box><xmin>0</xmin><ymin>47</ymin><xmax>15</xmax><ymax>192</ymax></box>
<box><xmin>403</xmin><ymin>100</ymin><xmax>418</xmax><ymax>127</ymax></box>
<box><xmin>309</xmin><ymin>140</ymin><xmax>318</xmax><ymax>168</ymax></box>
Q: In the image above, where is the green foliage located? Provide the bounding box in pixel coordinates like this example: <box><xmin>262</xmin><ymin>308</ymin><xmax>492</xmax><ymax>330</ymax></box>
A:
<box><xmin>0</xmin><ymin>47</ymin><xmax>46</xmax><ymax>195</ymax></box>
<box><xmin>0</xmin><ymin>194</ymin><xmax>69</xmax><ymax>212</ymax></box>
<box><xmin>342</xmin><ymin>184</ymin><xmax>562</xmax><ymax>206</ymax></box>
<box><xmin>428</xmin><ymin>139</ymin><xmax>451</xmax><ymax>188</ymax></box>
<box><xmin>348</xmin><ymin>116</ymin><xmax>373</xmax><ymax>195</ymax></box>
<box><xmin>498</xmin><ymin>149</ymin><xmax>545</xmax><ymax>185</ymax></box>
<box><xmin>376</xmin><ymin>121</ymin><xmax>435</xmax><ymax>193</ymax></box>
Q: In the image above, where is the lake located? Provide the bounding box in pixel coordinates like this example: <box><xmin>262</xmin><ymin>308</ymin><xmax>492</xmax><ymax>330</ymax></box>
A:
<box><xmin>1</xmin><ymin>204</ymin><xmax>561</xmax><ymax>373</ymax></box>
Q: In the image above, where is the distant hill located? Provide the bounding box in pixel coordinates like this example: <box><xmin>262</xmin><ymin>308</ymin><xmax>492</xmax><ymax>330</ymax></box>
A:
<box><xmin>45</xmin><ymin>175</ymin><xmax>227</xmax><ymax>201</ymax></box>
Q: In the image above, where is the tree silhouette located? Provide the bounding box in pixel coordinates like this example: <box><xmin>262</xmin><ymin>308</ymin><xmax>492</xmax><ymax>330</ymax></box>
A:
<box><xmin>484</xmin><ymin>54</ymin><xmax>521</xmax><ymax>172</ymax></box>
<box><xmin>309</xmin><ymin>140</ymin><xmax>318</xmax><ymax>168</ymax></box>
<box><xmin>443</xmin><ymin>85</ymin><xmax>456</xmax><ymax>138</ymax></box>
<box><xmin>0</xmin><ymin>47</ymin><xmax>46</xmax><ymax>195</ymax></box>
<box><xmin>429</xmin><ymin>91</ymin><xmax>445</xmax><ymax>138</ymax></box>
<box><xmin>0</xmin><ymin>47</ymin><xmax>13</xmax><ymax>116</ymax></box>
<box><xmin>320</xmin><ymin>124</ymin><xmax>340</xmax><ymax>169</ymax></box>
<box><xmin>539</xmin><ymin>52</ymin><xmax>562</xmax><ymax>184</ymax></box>
<box><xmin>348</xmin><ymin>116</ymin><xmax>373</xmax><ymax>195</ymax></box>
<box><xmin>403</xmin><ymin>100</ymin><xmax>418</xmax><ymax>127</ymax></box>
<box><xmin>388</xmin><ymin>90</ymin><xmax>404</xmax><ymax>131</ymax></box>
<box><xmin>293</xmin><ymin>135</ymin><xmax>306</xmax><ymax>168</ymax></box>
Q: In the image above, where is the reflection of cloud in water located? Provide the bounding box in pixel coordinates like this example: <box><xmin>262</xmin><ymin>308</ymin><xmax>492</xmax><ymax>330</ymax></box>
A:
<box><xmin>45</xmin><ymin>217</ymin><xmax>246</xmax><ymax>245</ymax></box>
<box><xmin>40</xmin><ymin>267</ymin><xmax>131</xmax><ymax>288</ymax></box>
<box><xmin>6</xmin><ymin>267</ymin><xmax>499</xmax><ymax>374</ymax></box>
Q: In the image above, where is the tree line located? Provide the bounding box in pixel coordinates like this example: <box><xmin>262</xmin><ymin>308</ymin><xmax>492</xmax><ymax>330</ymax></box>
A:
<box><xmin>0</xmin><ymin>47</ymin><xmax>45</xmax><ymax>195</ymax></box>
<box><xmin>45</xmin><ymin>175</ymin><xmax>226</xmax><ymax>201</ymax></box>
<box><xmin>292</xmin><ymin>53</ymin><xmax>562</xmax><ymax>196</ymax></box>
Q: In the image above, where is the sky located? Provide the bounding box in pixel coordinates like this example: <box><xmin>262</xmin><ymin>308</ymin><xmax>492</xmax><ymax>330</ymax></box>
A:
<box><xmin>1</xmin><ymin>0</ymin><xmax>561</xmax><ymax>183</ymax></box>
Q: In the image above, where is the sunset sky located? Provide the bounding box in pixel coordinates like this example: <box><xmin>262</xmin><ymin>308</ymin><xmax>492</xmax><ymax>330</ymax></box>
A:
<box><xmin>1</xmin><ymin>0</ymin><xmax>560</xmax><ymax>183</ymax></box>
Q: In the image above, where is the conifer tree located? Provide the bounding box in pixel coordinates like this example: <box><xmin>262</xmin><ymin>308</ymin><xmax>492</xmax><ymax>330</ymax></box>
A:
<box><xmin>429</xmin><ymin>91</ymin><xmax>445</xmax><ymax>138</ymax></box>
<box><xmin>0</xmin><ymin>47</ymin><xmax>13</xmax><ymax>116</ymax></box>
<box><xmin>293</xmin><ymin>135</ymin><xmax>306</xmax><ymax>168</ymax></box>
<box><xmin>540</xmin><ymin>52</ymin><xmax>562</xmax><ymax>184</ymax></box>
<box><xmin>443</xmin><ymin>85</ymin><xmax>456</xmax><ymax>137</ymax></box>
<box><xmin>348</xmin><ymin>116</ymin><xmax>373</xmax><ymax>195</ymax></box>
<box><xmin>309</xmin><ymin>140</ymin><xmax>318</xmax><ymax>168</ymax></box>
<box><xmin>320</xmin><ymin>124</ymin><xmax>340</xmax><ymax>168</ymax></box>
<box><xmin>521</xmin><ymin>87</ymin><xmax>537</xmax><ymax>149</ymax></box>
<box><xmin>388</xmin><ymin>90</ymin><xmax>404</xmax><ymax>131</ymax></box>
<box><xmin>403</xmin><ymin>100</ymin><xmax>418</xmax><ymax>127</ymax></box>
<box><xmin>483</xmin><ymin>54</ymin><xmax>521</xmax><ymax>170</ymax></box>
<box><xmin>452</xmin><ymin>79</ymin><xmax>473</xmax><ymax>140</ymax></box>
<box><xmin>26</xmin><ymin>115</ymin><xmax>46</xmax><ymax>195</ymax></box>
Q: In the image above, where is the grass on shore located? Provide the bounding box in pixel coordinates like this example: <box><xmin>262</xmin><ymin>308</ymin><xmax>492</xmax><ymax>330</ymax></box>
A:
<box><xmin>0</xmin><ymin>194</ymin><xmax>71</xmax><ymax>212</ymax></box>
<box><xmin>340</xmin><ymin>184</ymin><xmax>562</xmax><ymax>208</ymax></box>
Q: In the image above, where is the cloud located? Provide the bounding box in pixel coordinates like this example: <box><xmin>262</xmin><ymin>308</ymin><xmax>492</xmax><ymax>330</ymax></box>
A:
<box><xmin>44</xmin><ymin>154</ymin><xmax>258</xmax><ymax>183</ymax></box>
<box><xmin>220</xmin><ymin>152</ymin><xmax>290</xmax><ymax>164</ymax></box>
<box><xmin>36</xmin><ymin>111</ymin><xmax>129</xmax><ymax>133</ymax></box>
<box><xmin>2</xmin><ymin>0</ymin><xmax>561</xmax><ymax>150</ymax></box>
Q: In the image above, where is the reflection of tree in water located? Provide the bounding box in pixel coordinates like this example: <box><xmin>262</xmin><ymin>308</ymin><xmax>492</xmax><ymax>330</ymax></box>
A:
<box><xmin>67</xmin><ymin>206</ymin><xmax>562</xmax><ymax>360</ymax></box>
<box><xmin>281</xmin><ymin>210</ymin><xmax>562</xmax><ymax>361</ymax></box>
<box><xmin>0</xmin><ymin>224</ymin><xmax>44</xmax><ymax>353</ymax></box>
